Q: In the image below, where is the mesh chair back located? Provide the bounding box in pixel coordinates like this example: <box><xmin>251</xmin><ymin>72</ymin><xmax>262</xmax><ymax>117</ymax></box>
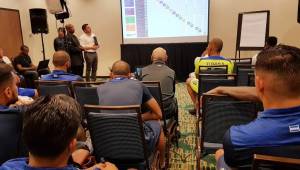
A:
<box><xmin>84</xmin><ymin>105</ymin><xmax>148</xmax><ymax>168</ymax></box>
<box><xmin>199</xmin><ymin>65</ymin><xmax>228</xmax><ymax>79</ymax></box>
<box><xmin>237</xmin><ymin>65</ymin><xmax>254</xmax><ymax>86</ymax></box>
<box><xmin>0</xmin><ymin>111</ymin><xmax>22</xmax><ymax>164</ymax></box>
<box><xmin>72</xmin><ymin>82</ymin><xmax>105</xmax><ymax>106</ymax></box>
<box><xmin>201</xmin><ymin>95</ymin><xmax>257</xmax><ymax>154</ymax></box>
<box><xmin>36</xmin><ymin>80</ymin><xmax>73</xmax><ymax>97</ymax></box>
<box><xmin>198</xmin><ymin>74</ymin><xmax>236</xmax><ymax>95</ymax></box>
<box><xmin>248</xmin><ymin>73</ymin><xmax>255</xmax><ymax>86</ymax></box>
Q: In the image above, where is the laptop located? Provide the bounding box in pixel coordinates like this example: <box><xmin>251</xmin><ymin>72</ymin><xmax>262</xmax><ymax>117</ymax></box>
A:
<box><xmin>37</xmin><ymin>59</ymin><xmax>49</xmax><ymax>71</ymax></box>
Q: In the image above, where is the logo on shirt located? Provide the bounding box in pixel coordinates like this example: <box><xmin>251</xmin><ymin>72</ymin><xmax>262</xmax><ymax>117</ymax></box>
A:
<box><xmin>289</xmin><ymin>125</ymin><xmax>300</xmax><ymax>133</ymax></box>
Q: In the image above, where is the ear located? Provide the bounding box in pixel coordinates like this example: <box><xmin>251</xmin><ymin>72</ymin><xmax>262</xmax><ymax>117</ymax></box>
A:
<box><xmin>255</xmin><ymin>74</ymin><xmax>264</xmax><ymax>96</ymax></box>
<box><xmin>109</xmin><ymin>72</ymin><xmax>114</xmax><ymax>79</ymax></box>
<box><xmin>3</xmin><ymin>87</ymin><xmax>12</xmax><ymax>99</ymax></box>
<box><xmin>69</xmin><ymin>138</ymin><xmax>77</xmax><ymax>153</ymax></box>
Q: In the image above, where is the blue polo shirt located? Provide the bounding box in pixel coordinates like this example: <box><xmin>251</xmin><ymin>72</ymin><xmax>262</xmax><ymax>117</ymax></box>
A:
<box><xmin>0</xmin><ymin>158</ymin><xmax>77</xmax><ymax>170</ymax></box>
<box><xmin>223</xmin><ymin>105</ymin><xmax>300</xmax><ymax>167</ymax></box>
<box><xmin>41</xmin><ymin>70</ymin><xmax>83</xmax><ymax>81</ymax></box>
<box><xmin>18</xmin><ymin>88</ymin><xmax>35</xmax><ymax>97</ymax></box>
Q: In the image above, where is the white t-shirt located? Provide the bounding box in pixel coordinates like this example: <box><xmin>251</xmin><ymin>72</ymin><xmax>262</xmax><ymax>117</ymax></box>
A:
<box><xmin>1</xmin><ymin>56</ymin><xmax>12</xmax><ymax>65</ymax></box>
<box><xmin>79</xmin><ymin>33</ymin><xmax>98</xmax><ymax>53</ymax></box>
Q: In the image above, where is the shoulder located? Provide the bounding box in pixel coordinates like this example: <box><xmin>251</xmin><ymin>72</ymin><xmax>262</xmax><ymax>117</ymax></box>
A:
<box><xmin>1</xmin><ymin>158</ymin><xmax>27</xmax><ymax>170</ymax></box>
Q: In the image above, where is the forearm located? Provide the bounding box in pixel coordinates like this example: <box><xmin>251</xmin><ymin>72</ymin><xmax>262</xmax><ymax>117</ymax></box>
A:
<box><xmin>142</xmin><ymin>111</ymin><xmax>161</xmax><ymax>121</ymax></box>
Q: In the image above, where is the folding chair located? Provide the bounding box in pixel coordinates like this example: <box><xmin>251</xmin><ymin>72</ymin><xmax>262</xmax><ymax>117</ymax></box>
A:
<box><xmin>142</xmin><ymin>81</ymin><xmax>179</xmax><ymax>169</ymax></box>
<box><xmin>196</xmin><ymin>94</ymin><xmax>258</xmax><ymax>169</ymax></box>
<box><xmin>72</xmin><ymin>81</ymin><xmax>106</xmax><ymax>106</ymax></box>
<box><xmin>84</xmin><ymin>105</ymin><xmax>158</xmax><ymax>170</ymax></box>
<box><xmin>252</xmin><ymin>154</ymin><xmax>300</xmax><ymax>170</ymax></box>
<box><xmin>0</xmin><ymin>110</ymin><xmax>23</xmax><ymax>164</ymax></box>
<box><xmin>35</xmin><ymin>80</ymin><xmax>73</xmax><ymax>97</ymax></box>
<box><xmin>236</xmin><ymin>65</ymin><xmax>255</xmax><ymax>86</ymax></box>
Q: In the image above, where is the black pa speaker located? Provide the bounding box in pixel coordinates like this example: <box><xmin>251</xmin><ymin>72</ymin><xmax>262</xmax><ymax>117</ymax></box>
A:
<box><xmin>29</xmin><ymin>8</ymin><xmax>49</xmax><ymax>34</ymax></box>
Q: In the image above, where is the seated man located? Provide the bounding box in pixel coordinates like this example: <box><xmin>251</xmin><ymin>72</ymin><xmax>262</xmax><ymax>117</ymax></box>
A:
<box><xmin>215</xmin><ymin>45</ymin><xmax>300</xmax><ymax>169</ymax></box>
<box><xmin>41</xmin><ymin>51</ymin><xmax>83</xmax><ymax>81</ymax></box>
<box><xmin>252</xmin><ymin>36</ymin><xmax>278</xmax><ymax>65</ymax></box>
<box><xmin>13</xmin><ymin>45</ymin><xmax>38</xmax><ymax>88</ymax></box>
<box><xmin>1</xmin><ymin>94</ymin><xmax>117</xmax><ymax>170</ymax></box>
<box><xmin>142</xmin><ymin>47</ymin><xmax>177</xmax><ymax>119</ymax></box>
<box><xmin>186</xmin><ymin>38</ymin><xmax>234</xmax><ymax>114</ymax></box>
<box><xmin>97</xmin><ymin>60</ymin><xmax>166</xmax><ymax>167</ymax></box>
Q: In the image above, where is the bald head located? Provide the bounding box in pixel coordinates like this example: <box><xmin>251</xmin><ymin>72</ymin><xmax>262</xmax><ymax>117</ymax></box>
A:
<box><xmin>111</xmin><ymin>60</ymin><xmax>131</xmax><ymax>76</ymax></box>
<box><xmin>209</xmin><ymin>38</ymin><xmax>223</xmax><ymax>53</ymax></box>
<box><xmin>52</xmin><ymin>51</ymin><xmax>70</xmax><ymax>67</ymax></box>
<box><xmin>151</xmin><ymin>47</ymin><xmax>168</xmax><ymax>62</ymax></box>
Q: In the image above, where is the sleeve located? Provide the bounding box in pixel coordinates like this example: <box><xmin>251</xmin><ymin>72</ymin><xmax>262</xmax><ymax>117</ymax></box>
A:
<box><xmin>142</xmin><ymin>84</ymin><xmax>153</xmax><ymax>104</ymax></box>
<box><xmin>194</xmin><ymin>59</ymin><xmax>200</xmax><ymax>75</ymax></box>
<box><xmin>67</xmin><ymin>36</ymin><xmax>82</xmax><ymax>53</ymax></box>
<box><xmin>223</xmin><ymin>129</ymin><xmax>254</xmax><ymax>168</ymax></box>
<box><xmin>227</xmin><ymin>61</ymin><xmax>234</xmax><ymax>74</ymax></box>
<box><xmin>18</xmin><ymin>88</ymin><xmax>35</xmax><ymax>97</ymax></box>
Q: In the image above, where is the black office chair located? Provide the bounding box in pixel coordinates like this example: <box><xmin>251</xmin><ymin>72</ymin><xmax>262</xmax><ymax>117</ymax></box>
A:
<box><xmin>35</xmin><ymin>80</ymin><xmax>73</xmax><ymax>97</ymax></box>
<box><xmin>72</xmin><ymin>81</ymin><xmax>106</xmax><ymax>106</ymax></box>
<box><xmin>0</xmin><ymin>110</ymin><xmax>23</xmax><ymax>164</ymax></box>
<box><xmin>236</xmin><ymin>65</ymin><xmax>255</xmax><ymax>86</ymax></box>
<box><xmin>142</xmin><ymin>81</ymin><xmax>179</xmax><ymax>169</ymax></box>
<box><xmin>84</xmin><ymin>105</ymin><xmax>158</xmax><ymax>170</ymax></box>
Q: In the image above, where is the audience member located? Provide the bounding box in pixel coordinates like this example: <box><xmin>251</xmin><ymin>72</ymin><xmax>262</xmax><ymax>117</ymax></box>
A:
<box><xmin>54</xmin><ymin>27</ymin><xmax>67</xmax><ymax>51</ymax></box>
<box><xmin>142</xmin><ymin>47</ymin><xmax>177</xmax><ymax>119</ymax></box>
<box><xmin>0</xmin><ymin>48</ymin><xmax>12</xmax><ymax>67</ymax></box>
<box><xmin>215</xmin><ymin>45</ymin><xmax>300</xmax><ymax>169</ymax></box>
<box><xmin>186</xmin><ymin>38</ymin><xmax>234</xmax><ymax>114</ymax></box>
<box><xmin>65</xmin><ymin>24</ymin><xmax>84</xmax><ymax>77</ymax></box>
<box><xmin>41</xmin><ymin>51</ymin><xmax>83</xmax><ymax>81</ymax></box>
<box><xmin>13</xmin><ymin>45</ymin><xmax>38</xmax><ymax>88</ymax></box>
<box><xmin>252</xmin><ymin>36</ymin><xmax>278</xmax><ymax>65</ymax></box>
<box><xmin>0</xmin><ymin>94</ymin><xmax>117</xmax><ymax>170</ymax></box>
<box><xmin>79</xmin><ymin>24</ymin><xmax>99</xmax><ymax>81</ymax></box>
<box><xmin>97</xmin><ymin>60</ymin><xmax>166</xmax><ymax>167</ymax></box>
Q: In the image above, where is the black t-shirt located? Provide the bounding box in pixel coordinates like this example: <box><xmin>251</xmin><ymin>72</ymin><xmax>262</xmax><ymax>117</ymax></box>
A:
<box><xmin>14</xmin><ymin>54</ymin><xmax>32</xmax><ymax>72</ymax></box>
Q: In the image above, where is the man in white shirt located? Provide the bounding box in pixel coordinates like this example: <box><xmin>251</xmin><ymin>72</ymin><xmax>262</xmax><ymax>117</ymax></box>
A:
<box><xmin>79</xmin><ymin>24</ymin><xmax>99</xmax><ymax>81</ymax></box>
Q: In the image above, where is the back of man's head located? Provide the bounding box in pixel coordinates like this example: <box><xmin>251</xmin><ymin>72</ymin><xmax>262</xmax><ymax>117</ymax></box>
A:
<box><xmin>0</xmin><ymin>63</ymin><xmax>14</xmax><ymax>92</ymax></box>
<box><xmin>209</xmin><ymin>38</ymin><xmax>223</xmax><ymax>53</ymax></box>
<box><xmin>22</xmin><ymin>94</ymin><xmax>81</xmax><ymax>158</ymax></box>
<box><xmin>20</xmin><ymin>45</ymin><xmax>29</xmax><ymax>52</ymax></box>
<box><xmin>151</xmin><ymin>47</ymin><xmax>168</xmax><ymax>62</ymax></box>
<box><xmin>52</xmin><ymin>51</ymin><xmax>70</xmax><ymax>68</ymax></box>
<box><xmin>256</xmin><ymin>45</ymin><xmax>300</xmax><ymax>98</ymax></box>
<box><xmin>265</xmin><ymin>36</ymin><xmax>278</xmax><ymax>48</ymax></box>
<box><xmin>111</xmin><ymin>60</ymin><xmax>131</xmax><ymax>76</ymax></box>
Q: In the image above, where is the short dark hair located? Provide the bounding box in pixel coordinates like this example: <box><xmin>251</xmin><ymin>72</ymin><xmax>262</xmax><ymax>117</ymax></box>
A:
<box><xmin>256</xmin><ymin>44</ymin><xmax>300</xmax><ymax>96</ymax></box>
<box><xmin>57</xmin><ymin>27</ymin><xmax>65</xmax><ymax>33</ymax></box>
<box><xmin>22</xmin><ymin>95</ymin><xmax>82</xmax><ymax>158</ymax></box>
<box><xmin>0</xmin><ymin>63</ymin><xmax>14</xmax><ymax>90</ymax></box>
<box><xmin>266</xmin><ymin>36</ymin><xmax>277</xmax><ymax>47</ymax></box>
<box><xmin>82</xmin><ymin>24</ymin><xmax>88</xmax><ymax>31</ymax></box>
<box><xmin>20</xmin><ymin>45</ymin><xmax>28</xmax><ymax>51</ymax></box>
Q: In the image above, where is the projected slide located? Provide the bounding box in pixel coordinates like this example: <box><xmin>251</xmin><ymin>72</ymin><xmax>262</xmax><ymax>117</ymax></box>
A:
<box><xmin>121</xmin><ymin>0</ymin><xmax>209</xmax><ymax>44</ymax></box>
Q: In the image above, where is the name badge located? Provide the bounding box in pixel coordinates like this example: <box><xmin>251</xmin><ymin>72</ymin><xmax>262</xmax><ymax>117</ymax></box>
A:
<box><xmin>289</xmin><ymin>125</ymin><xmax>300</xmax><ymax>133</ymax></box>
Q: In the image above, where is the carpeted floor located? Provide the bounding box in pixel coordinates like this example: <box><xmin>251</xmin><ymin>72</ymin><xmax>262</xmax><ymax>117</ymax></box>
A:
<box><xmin>169</xmin><ymin>83</ymin><xmax>216</xmax><ymax>170</ymax></box>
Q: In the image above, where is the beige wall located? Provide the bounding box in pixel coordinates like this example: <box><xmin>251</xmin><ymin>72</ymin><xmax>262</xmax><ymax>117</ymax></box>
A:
<box><xmin>1</xmin><ymin>0</ymin><xmax>300</xmax><ymax>75</ymax></box>
<box><xmin>210</xmin><ymin>0</ymin><xmax>300</xmax><ymax>58</ymax></box>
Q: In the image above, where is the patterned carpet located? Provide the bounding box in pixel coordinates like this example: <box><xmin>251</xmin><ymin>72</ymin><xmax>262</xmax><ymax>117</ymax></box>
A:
<box><xmin>169</xmin><ymin>83</ymin><xmax>216</xmax><ymax>170</ymax></box>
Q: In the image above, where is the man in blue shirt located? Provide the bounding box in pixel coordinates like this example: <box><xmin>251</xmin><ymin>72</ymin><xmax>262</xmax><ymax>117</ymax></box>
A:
<box><xmin>97</xmin><ymin>60</ymin><xmax>166</xmax><ymax>167</ymax></box>
<box><xmin>41</xmin><ymin>51</ymin><xmax>83</xmax><ymax>81</ymax></box>
<box><xmin>1</xmin><ymin>94</ymin><xmax>117</xmax><ymax>170</ymax></box>
<box><xmin>215</xmin><ymin>45</ymin><xmax>300</xmax><ymax>169</ymax></box>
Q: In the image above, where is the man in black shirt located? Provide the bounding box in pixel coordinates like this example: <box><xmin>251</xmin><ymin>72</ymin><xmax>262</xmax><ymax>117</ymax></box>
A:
<box><xmin>13</xmin><ymin>45</ymin><xmax>38</xmax><ymax>88</ymax></box>
<box><xmin>65</xmin><ymin>24</ymin><xmax>84</xmax><ymax>77</ymax></box>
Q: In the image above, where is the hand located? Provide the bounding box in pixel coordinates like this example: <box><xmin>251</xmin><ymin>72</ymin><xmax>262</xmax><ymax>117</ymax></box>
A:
<box><xmin>93</xmin><ymin>162</ymin><xmax>118</xmax><ymax>170</ymax></box>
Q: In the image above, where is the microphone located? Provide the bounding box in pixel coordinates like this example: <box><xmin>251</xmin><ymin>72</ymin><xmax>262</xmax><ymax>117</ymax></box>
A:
<box><xmin>93</xmin><ymin>36</ymin><xmax>98</xmax><ymax>46</ymax></box>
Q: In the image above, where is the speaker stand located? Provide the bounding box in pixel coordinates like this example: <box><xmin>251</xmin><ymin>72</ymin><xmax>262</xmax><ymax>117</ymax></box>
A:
<box><xmin>40</xmin><ymin>33</ymin><xmax>46</xmax><ymax>61</ymax></box>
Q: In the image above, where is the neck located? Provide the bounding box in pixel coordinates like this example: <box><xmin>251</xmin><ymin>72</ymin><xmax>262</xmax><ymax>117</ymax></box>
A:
<box><xmin>54</xmin><ymin>67</ymin><xmax>67</xmax><ymax>72</ymax></box>
<box><xmin>262</xmin><ymin>96</ymin><xmax>300</xmax><ymax>110</ymax></box>
<box><xmin>153</xmin><ymin>60</ymin><xmax>165</xmax><ymax>64</ymax></box>
<box><xmin>28</xmin><ymin>153</ymin><xmax>69</xmax><ymax>168</ymax></box>
<box><xmin>209</xmin><ymin>52</ymin><xmax>220</xmax><ymax>56</ymax></box>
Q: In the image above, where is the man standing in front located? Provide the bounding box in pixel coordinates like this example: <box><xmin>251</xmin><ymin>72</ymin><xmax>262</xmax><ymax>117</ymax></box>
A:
<box><xmin>79</xmin><ymin>24</ymin><xmax>99</xmax><ymax>81</ymax></box>
<box><xmin>65</xmin><ymin>24</ymin><xmax>84</xmax><ymax>77</ymax></box>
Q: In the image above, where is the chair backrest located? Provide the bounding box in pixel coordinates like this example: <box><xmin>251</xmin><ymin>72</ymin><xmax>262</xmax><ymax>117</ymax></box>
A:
<box><xmin>198</xmin><ymin>74</ymin><xmax>237</xmax><ymax>96</ymax></box>
<box><xmin>252</xmin><ymin>154</ymin><xmax>300</xmax><ymax>170</ymax></box>
<box><xmin>84</xmin><ymin>105</ymin><xmax>149</xmax><ymax>168</ymax></box>
<box><xmin>201</xmin><ymin>94</ymin><xmax>258</xmax><ymax>154</ymax></box>
<box><xmin>236</xmin><ymin>65</ymin><xmax>255</xmax><ymax>86</ymax></box>
<box><xmin>199</xmin><ymin>65</ymin><xmax>228</xmax><ymax>78</ymax></box>
<box><xmin>35</xmin><ymin>80</ymin><xmax>73</xmax><ymax>97</ymax></box>
<box><xmin>231</xmin><ymin>58</ymin><xmax>252</xmax><ymax>65</ymax></box>
<box><xmin>248</xmin><ymin>73</ymin><xmax>255</xmax><ymax>86</ymax></box>
<box><xmin>72</xmin><ymin>81</ymin><xmax>106</xmax><ymax>106</ymax></box>
<box><xmin>0</xmin><ymin>111</ymin><xmax>23</xmax><ymax>164</ymax></box>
